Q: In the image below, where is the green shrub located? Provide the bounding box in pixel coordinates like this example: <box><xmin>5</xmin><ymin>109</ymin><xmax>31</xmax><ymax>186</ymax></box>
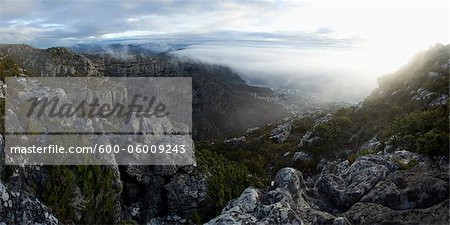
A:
<box><xmin>39</xmin><ymin>166</ymin><xmax>117</xmax><ymax>224</ymax></box>
<box><xmin>76</xmin><ymin>165</ymin><xmax>116</xmax><ymax>224</ymax></box>
<box><xmin>359</xmin><ymin>149</ymin><xmax>374</xmax><ymax>156</ymax></box>
<box><xmin>347</xmin><ymin>154</ymin><xmax>358</xmax><ymax>165</ymax></box>
<box><xmin>416</xmin><ymin>129</ymin><xmax>448</xmax><ymax>154</ymax></box>
<box><xmin>381</xmin><ymin>107</ymin><xmax>449</xmax><ymax>155</ymax></box>
<box><xmin>40</xmin><ymin>166</ymin><xmax>77</xmax><ymax>223</ymax></box>
<box><xmin>191</xmin><ymin>210</ymin><xmax>202</xmax><ymax>225</ymax></box>
<box><xmin>293</xmin><ymin>157</ymin><xmax>321</xmax><ymax>174</ymax></box>
<box><xmin>0</xmin><ymin>58</ymin><xmax>21</xmax><ymax>81</ymax></box>
<box><xmin>291</xmin><ymin>117</ymin><xmax>314</xmax><ymax>134</ymax></box>
<box><xmin>195</xmin><ymin>149</ymin><xmax>259</xmax><ymax>222</ymax></box>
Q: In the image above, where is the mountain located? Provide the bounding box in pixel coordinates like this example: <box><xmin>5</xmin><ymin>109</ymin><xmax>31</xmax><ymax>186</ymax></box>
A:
<box><xmin>204</xmin><ymin>43</ymin><xmax>449</xmax><ymax>224</ymax></box>
<box><xmin>0</xmin><ymin>43</ymin><xmax>288</xmax><ymax>224</ymax></box>
<box><xmin>0</xmin><ymin>44</ymin><xmax>448</xmax><ymax>225</ymax></box>
<box><xmin>0</xmin><ymin>44</ymin><xmax>290</xmax><ymax>139</ymax></box>
<box><xmin>70</xmin><ymin>43</ymin><xmax>191</xmax><ymax>56</ymax></box>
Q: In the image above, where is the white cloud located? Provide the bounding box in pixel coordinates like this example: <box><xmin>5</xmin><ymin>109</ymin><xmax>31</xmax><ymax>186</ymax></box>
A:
<box><xmin>0</xmin><ymin>0</ymin><xmax>448</xmax><ymax>101</ymax></box>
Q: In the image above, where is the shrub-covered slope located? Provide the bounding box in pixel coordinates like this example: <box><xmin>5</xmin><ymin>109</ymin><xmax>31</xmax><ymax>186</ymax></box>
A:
<box><xmin>201</xmin><ymin>44</ymin><xmax>449</xmax><ymax>224</ymax></box>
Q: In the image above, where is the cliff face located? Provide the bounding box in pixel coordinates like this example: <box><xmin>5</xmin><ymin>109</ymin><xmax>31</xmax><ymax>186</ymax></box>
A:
<box><xmin>0</xmin><ymin>45</ymin><xmax>99</xmax><ymax>77</ymax></box>
<box><xmin>87</xmin><ymin>54</ymin><xmax>290</xmax><ymax>138</ymax></box>
<box><xmin>0</xmin><ymin>44</ymin><xmax>290</xmax><ymax>139</ymax></box>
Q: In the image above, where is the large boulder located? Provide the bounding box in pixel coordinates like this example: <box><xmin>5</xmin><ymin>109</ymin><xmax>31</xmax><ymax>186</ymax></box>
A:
<box><xmin>315</xmin><ymin>155</ymin><xmax>396</xmax><ymax>210</ymax></box>
<box><xmin>345</xmin><ymin>200</ymin><xmax>449</xmax><ymax>225</ymax></box>
<box><xmin>122</xmin><ymin>165</ymin><xmax>208</xmax><ymax>223</ymax></box>
<box><xmin>360</xmin><ymin>169</ymin><xmax>448</xmax><ymax>210</ymax></box>
<box><xmin>206</xmin><ymin>168</ymin><xmax>344</xmax><ymax>225</ymax></box>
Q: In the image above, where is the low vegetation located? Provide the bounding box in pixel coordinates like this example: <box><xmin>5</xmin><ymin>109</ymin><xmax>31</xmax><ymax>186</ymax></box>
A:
<box><xmin>194</xmin><ymin>148</ymin><xmax>261</xmax><ymax>223</ymax></box>
<box><xmin>381</xmin><ymin>106</ymin><xmax>449</xmax><ymax>155</ymax></box>
<box><xmin>38</xmin><ymin>166</ymin><xmax>118</xmax><ymax>224</ymax></box>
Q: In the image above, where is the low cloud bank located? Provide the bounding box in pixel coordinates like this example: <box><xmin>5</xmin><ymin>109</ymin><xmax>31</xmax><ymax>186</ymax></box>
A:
<box><xmin>175</xmin><ymin>43</ymin><xmax>379</xmax><ymax>103</ymax></box>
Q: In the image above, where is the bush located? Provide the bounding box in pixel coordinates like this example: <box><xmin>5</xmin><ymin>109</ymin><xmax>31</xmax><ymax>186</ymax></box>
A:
<box><xmin>40</xmin><ymin>166</ymin><xmax>77</xmax><ymax>223</ymax></box>
<box><xmin>381</xmin><ymin>107</ymin><xmax>449</xmax><ymax>155</ymax></box>
<box><xmin>299</xmin><ymin>114</ymin><xmax>357</xmax><ymax>157</ymax></box>
<box><xmin>195</xmin><ymin>149</ymin><xmax>259</xmax><ymax>222</ymax></box>
<box><xmin>39</xmin><ymin>166</ymin><xmax>117</xmax><ymax>224</ymax></box>
<box><xmin>76</xmin><ymin>165</ymin><xmax>116</xmax><ymax>224</ymax></box>
<box><xmin>416</xmin><ymin>129</ymin><xmax>448</xmax><ymax>154</ymax></box>
<box><xmin>347</xmin><ymin>154</ymin><xmax>358</xmax><ymax>165</ymax></box>
<box><xmin>0</xmin><ymin>58</ymin><xmax>21</xmax><ymax>81</ymax></box>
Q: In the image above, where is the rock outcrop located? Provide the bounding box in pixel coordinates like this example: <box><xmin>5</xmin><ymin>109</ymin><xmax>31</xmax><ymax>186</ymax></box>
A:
<box><xmin>0</xmin><ymin>44</ymin><xmax>99</xmax><ymax>77</ymax></box>
<box><xmin>269</xmin><ymin>123</ymin><xmax>291</xmax><ymax>143</ymax></box>
<box><xmin>207</xmin><ymin>150</ymin><xmax>449</xmax><ymax>225</ymax></box>
<box><xmin>119</xmin><ymin>165</ymin><xmax>208</xmax><ymax>223</ymax></box>
<box><xmin>206</xmin><ymin>168</ymin><xmax>341</xmax><ymax>225</ymax></box>
<box><xmin>0</xmin><ymin>44</ymin><xmax>290</xmax><ymax>139</ymax></box>
<box><xmin>0</xmin><ymin>180</ymin><xmax>59</xmax><ymax>225</ymax></box>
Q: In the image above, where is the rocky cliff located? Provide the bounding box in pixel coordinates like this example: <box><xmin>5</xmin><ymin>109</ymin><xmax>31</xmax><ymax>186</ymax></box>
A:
<box><xmin>0</xmin><ymin>44</ymin><xmax>289</xmax><ymax>224</ymax></box>
<box><xmin>0</xmin><ymin>44</ymin><xmax>99</xmax><ymax>77</ymax></box>
<box><xmin>0</xmin><ymin>44</ymin><xmax>290</xmax><ymax>139</ymax></box>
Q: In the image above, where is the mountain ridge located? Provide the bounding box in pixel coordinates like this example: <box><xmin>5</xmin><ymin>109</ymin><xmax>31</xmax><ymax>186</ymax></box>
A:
<box><xmin>0</xmin><ymin>43</ymin><xmax>448</xmax><ymax>225</ymax></box>
<box><xmin>0</xmin><ymin>44</ymin><xmax>290</xmax><ymax>139</ymax></box>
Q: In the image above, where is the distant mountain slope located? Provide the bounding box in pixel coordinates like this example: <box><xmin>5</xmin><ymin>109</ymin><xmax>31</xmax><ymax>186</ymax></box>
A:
<box><xmin>0</xmin><ymin>44</ymin><xmax>290</xmax><ymax>138</ymax></box>
<box><xmin>372</xmin><ymin>43</ymin><xmax>448</xmax><ymax>107</ymax></box>
<box><xmin>0</xmin><ymin>44</ymin><xmax>99</xmax><ymax>77</ymax></box>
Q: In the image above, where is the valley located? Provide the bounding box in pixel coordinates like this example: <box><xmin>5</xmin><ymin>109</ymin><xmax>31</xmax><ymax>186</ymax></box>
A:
<box><xmin>0</xmin><ymin>43</ymin><xmax>448</xmax><ymax>225</ymax></box>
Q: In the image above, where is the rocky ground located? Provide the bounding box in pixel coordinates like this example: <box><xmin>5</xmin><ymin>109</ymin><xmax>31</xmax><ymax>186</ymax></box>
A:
<box><xmin>1</xmin><ymin>149</ymin><xmax>448</xmax><ymax>225</ymax></box>
<box><xmin>206</xmin><ymin>150</ymin><xmax>449</xmax><ymax>225</ymax></box>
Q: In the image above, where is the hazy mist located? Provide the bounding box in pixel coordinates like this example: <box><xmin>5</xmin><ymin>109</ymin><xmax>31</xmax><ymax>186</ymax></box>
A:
<box><xmin>175</xmin><ymin>43</ymin><xmax>381</xmax><ymax>102</ymax></box>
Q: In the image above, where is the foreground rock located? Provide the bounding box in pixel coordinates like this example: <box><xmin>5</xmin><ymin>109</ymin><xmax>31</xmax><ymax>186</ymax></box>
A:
<box><xmin>121</xmin><ymin>165</ymin><xmax>208</xmax><ymax>223</ymax></box>
<box><xmin>207</xmin><ymin>151</ymin><xmax>449</xmax><ymax>225</ymax></box>
<box><xmin>206</xmin><ymin>168</ymin><xmax>343</xmax><ymax>225</ymax></box>
<box><xmin>345</xmin><ymin>200</ymin><xmax>449</xmax><ymax>225</ymax></box>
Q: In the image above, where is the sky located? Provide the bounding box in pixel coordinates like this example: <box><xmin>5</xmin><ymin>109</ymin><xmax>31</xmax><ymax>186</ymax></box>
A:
<box><xmin>0</xmin><ymin>0</ymin><xmax>448</xmax><ymax>101</ymax></box>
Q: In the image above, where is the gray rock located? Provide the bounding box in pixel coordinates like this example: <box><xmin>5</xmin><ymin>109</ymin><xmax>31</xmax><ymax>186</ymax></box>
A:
<box><xmin>411</xmin><ymin>88</ymin><xmax>432</xmax><ymax>101</ymax></box>
<box><xmin>269</xmin><ymin>123</ymin><xmax>291</xmax><ymax>144</ymax></box>
<box><xmin>0</xmin><ymin>180</ymin><xmax>59</xmax><ymax>225</ymax></box>
<box><xmin>360</xmin><ymin>169</ymin><xmax>449</xmax><ymax>210</ymax></box>
<box><xmin>333</xmin><ymin>216</ymin><xmax>351</xmax><ymax>225</ymax></box>
<box><xmin>292</xmin><ymin>151</ymin><xmax>311</xmax><ymax>162</ymax></box>
<box><xmin>428</xmin><ymin>71</ymin><xmax>442</xmax><ymax>80</ymax></box>
<box><xmin>207</xmin><ymin>149</ymin><xmax>449</xmax><ymax>225</ymax></box>
<box><xmin>165</xmin><ymin>172</ymin><xmax>208</xmax><ymax>216</ymax></box>
<box><xmin>345</xmin><ymin>200</ymin><xmax>449</xmax><ymax>225</ymax></box>
<box><xmin>206</xmin><ymin>168</ymin><xmax>337</xmax><ymax>225</ymax></box>
<box><xmin>224</xmin><ymin>136</ymin><xmax>246</xmax><ymax>145</ymax></box>
<box><xmin>358</xmin><ymin>136</ymin><xmax>380</xmax><ymax>153</ymax></box>
<box><xmin>315</xmin><ymin>156</ymin><xmax>393</xmax><ymax>210</ymax></box>
<box><xmin>430</xmin><ymin>94</ymin><xmax>448</xmax><ymax>106</ymax></box>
